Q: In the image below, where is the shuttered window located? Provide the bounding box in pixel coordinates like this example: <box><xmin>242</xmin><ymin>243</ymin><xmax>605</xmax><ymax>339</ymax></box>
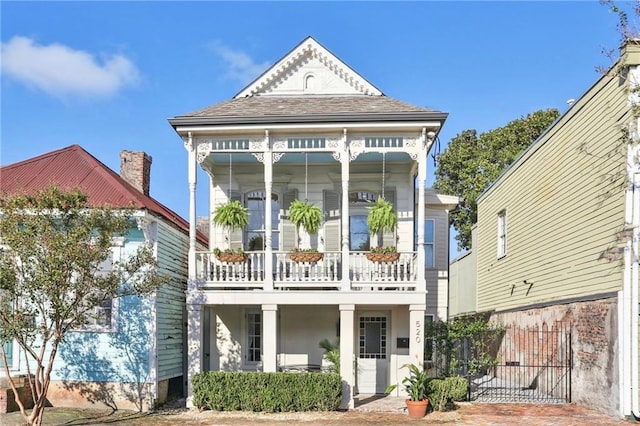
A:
<box><xmin>323</xmin><ymin>190</ymin><xmax>341</xmax><ymax>252</ymax></box>
<box><xmin>281</xmin><ymin>189</ymin><xmax>298</xmax><ymax>251</ymax></box>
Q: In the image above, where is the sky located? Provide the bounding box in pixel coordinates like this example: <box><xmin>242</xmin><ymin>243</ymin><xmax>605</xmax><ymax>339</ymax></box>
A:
<box><xmin>0</xmin><ymin>1</ymin><xmax>627</xmax><ymax>256</ymax></box>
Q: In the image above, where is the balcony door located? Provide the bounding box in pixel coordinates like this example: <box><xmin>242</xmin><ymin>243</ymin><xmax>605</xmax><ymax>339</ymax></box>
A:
<box><xmin>357</xmin><ymin>313</ymin><xmax>389</xmax><ymax>394</ymax></box>
<box><xmin>246</xmin><ymin>191</ymin><xmax>279</xmax><ymax>251</ymax></box>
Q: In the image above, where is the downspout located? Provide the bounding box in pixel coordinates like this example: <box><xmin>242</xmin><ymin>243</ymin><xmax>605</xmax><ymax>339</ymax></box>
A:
<box><xmin>631</xmin><ymin>166</ymin><xmax>640</xmax><ymax>419</ymax></box>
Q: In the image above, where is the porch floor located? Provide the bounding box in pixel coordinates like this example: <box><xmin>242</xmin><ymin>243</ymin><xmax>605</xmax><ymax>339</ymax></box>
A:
<box><xmin>353</xmin><ymin>394</ymin><xmax>406</xmax><ymax>413</ymax></box>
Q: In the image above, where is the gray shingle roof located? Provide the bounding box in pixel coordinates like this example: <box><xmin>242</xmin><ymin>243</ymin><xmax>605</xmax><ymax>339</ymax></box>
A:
<box><xmin>169</xmin><ymin>95</ymin><xmax>447</xmax><ymax>127</ymax></box>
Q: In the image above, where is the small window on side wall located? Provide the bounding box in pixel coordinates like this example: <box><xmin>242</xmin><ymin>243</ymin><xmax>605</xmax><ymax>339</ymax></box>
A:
<box><xmin>497</xmin><ymin>210</ymin><xmax>507</xmax><ymax>258</ymax></box>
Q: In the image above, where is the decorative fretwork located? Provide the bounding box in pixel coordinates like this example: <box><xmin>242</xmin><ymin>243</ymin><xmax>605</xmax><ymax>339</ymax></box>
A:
<box><xmin>273</xmin><ymin>153</ymin><xmax>286</xmax><ymax>163</ymax></box>
<box><xmin>326</xmin><ymin>136</ymin><xmax>342</xmax><ymax>150</ymax></box>
<box><xmin>251</xmin><ymin>153</ymin><xmax>264</xmax><ymax>163</ymax></box>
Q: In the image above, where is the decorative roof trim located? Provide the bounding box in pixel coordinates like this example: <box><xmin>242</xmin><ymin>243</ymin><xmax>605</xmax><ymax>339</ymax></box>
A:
<box><xmin>234</xmin><ymin>36</ymin><xmax>382</xmax><ymax>98</ymax></box>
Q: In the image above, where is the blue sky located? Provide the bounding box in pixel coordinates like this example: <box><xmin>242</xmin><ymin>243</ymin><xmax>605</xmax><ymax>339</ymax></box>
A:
<box><xmin>0</xmin><ymin>1</ymin><xmax>625</xmax><ymax>253</ymax></box>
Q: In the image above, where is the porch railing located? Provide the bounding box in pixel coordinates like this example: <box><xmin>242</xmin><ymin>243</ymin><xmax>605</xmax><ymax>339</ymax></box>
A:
<box><xmin>196</xmin><ymin>250</ymin><xmax>418</xmax><ymax>291</ymax></box>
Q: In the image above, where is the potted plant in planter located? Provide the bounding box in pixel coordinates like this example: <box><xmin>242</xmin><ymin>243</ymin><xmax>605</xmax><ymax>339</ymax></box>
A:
<box><xmin>212</xmin><ymin>199</ymin><xmax>249</xmax><ymax>263</ymax></box>
<box><xmin>288</xmin><ymin>199</ymin><xmax>323</xmax><ymax>263</ymax></box>
<box><xmin>365</xmin><ymin>197</ymin><xmax>398</xmax><ymax>263</ymax></box>
<box><xmin>385</xmin><ymin>363</ymin><xmax>430</xmax><ymax>418</ymax></box>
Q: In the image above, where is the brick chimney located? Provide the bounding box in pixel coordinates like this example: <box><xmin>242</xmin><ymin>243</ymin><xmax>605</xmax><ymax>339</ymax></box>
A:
<box><xmin>120</xmin><ymin>150</ymin><xmax>152</xmax><ymax>196</ymax></box>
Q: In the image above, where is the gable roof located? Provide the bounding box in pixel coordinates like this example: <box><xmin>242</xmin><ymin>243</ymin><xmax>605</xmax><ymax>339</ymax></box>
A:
<box><xmin>169</xmin><ymin>36</ymin><xmax>447</xmax><ymax>128</ymax></box>
<box><xmin>0</xmin><ymin>144</ymin><xmax>207</xmax><ymax>245</ymax></box>
<box><xmin>235</xmin><ymin>36</ymin><xmax>382</xmax><ymax>98</ymax></box>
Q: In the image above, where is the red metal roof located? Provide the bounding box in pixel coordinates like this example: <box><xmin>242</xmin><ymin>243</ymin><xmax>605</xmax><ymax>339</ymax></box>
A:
<box><xmin>0</xmin><ymin>144</ymin><xmax>207</xmax><ymax>245</ymax></box>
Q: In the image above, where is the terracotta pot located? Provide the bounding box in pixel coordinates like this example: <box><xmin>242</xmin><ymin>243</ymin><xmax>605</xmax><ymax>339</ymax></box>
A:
<box><xmin>405</xmin><ymin>398</ymin><xmax>428</xmax><ymax>418</ymax></box>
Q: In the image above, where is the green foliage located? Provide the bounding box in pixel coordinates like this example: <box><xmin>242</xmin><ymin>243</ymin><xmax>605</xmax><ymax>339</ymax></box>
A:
<box><xmin>385</xmin><ymin>363</ymin><xmax>429</xmax><ymax>401</ymax></box>
<box><xmin>366</xmin><ymin>197</ymin><xmax>397</xmax><ymax>235</ymax></box>
<box><xmin>192</xmin><ymin>371</ymin><xmax>341</xmax><ymax>412</ymax></box>
<box><xmin>427</xmin><ymin>376</ymin><xmax>468</xmax><ymax>411</ymax></box>
<box><xmin>319</xmin><ymin>338</ymin><xmax>340</xmax><ymax>374</ymax></box>
<box><xmin>370</xmin><ymin>246</ymin><xmax>397</xmax><ymax>254</ymax></box>
<box><xmin>289</xmin><ymin>199</ymin><xmax>322</xmax><ymax>235</ymax></box>
<box><xmin>212</xmin><ymin>200</ymin><xmax>249</xmax><ymax>232</ymax></box>
<box><xmin>433</xmin><ymin>108</ymin><xmax>560</xmax><ymax>250</ymax></box>
<box><xmin>288</xmin><ymin>248</ymin><xmax>320</xmax><ymax>253</ymax></box>
<box><xmin>0</xmin><ymin>186</ymin><xmax>167</xmax><ymax>425</ymax></box>
<box><xmin>426</xmin><ymin>315</ymin><xmax>503</xmax><ymax>378</ymax></box>
<box><xmin>213</xmin><ymin>247</ymin><xmax>245</xmax><ymax>255</ymax></box>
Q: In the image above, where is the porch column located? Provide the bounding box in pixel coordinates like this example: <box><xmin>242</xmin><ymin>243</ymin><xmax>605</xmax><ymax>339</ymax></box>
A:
<box><xmin>416</xmin><ymin>135</ymin><xmax>427</xmax><ymax>292</ymax></box>
<box><xmin>186</xmin><ymin>302</ymin><xmax>204</xmax><ymax>408</ymax></box>
<box><xmin>187</xmin><ymin>132</ymin><xmax>198</xmax><ymax>282</ymax></box>
<box><xmin>409</xmin><ymin>304</ymin><xmax>426</xmax><ymax>367</ymax></box>
<box><xmin>263</xmin><ymin>138</ymin><xmax>274</xmax><ymax>290</ymax></box>
<box><xmin>262</xmin><ymin>304</ymin><xmax>278</xmax><ymax>372</ymax></box>
<box><xmin>339</xmin><ymin>304</ymin><xmax>355</xmax><ymax>409</ymax></box>
<box><xmin>341</xmin><ymin>129</ymin><xmax>350</xmax><ymax>290</ymax></box>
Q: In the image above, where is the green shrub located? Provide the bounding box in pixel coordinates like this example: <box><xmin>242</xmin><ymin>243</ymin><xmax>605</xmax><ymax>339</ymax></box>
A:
<box><xmin>192</xmin><ymin>371</ymin><xmax>341</xmax><ymax>412</ymax></box>
<box><xmin>427</xmin><ymin>376</ymin><xmax>468</xmax><ymax>411</ymax></box>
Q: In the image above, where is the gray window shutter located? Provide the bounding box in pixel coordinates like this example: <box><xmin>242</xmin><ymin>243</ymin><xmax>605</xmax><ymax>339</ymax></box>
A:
<box><xmin>229</xmin><ymin>191</ymin><xmax>243</xmax><ymax>249</ymax></box>
<box><xmin>323</xmin><ymin>190</ymin><xmax>341</xmax><ymax>252</ymax></box>
<box><xmin>281</xmin><ymin>189</ymin><xmax>298</xmax><ymax>251</ymax></box>
<box><xmin>382</xmin><ymin>189</ymin><xmax>396</xmax><ymax>247</ymax></box>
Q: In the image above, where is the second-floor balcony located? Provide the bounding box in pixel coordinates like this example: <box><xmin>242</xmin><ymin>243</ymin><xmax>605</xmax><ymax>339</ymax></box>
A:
<box><xmin>196</xmin><ymin>250</ymin><xmax>418</xmax><ymax>291</ymax></box>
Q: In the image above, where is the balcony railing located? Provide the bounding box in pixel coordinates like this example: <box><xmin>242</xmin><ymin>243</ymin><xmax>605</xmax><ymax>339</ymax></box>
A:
<box><xmin>196</xmin><ymin>250</ymin><xmax>418</xmax><ymax>291</ymax></box>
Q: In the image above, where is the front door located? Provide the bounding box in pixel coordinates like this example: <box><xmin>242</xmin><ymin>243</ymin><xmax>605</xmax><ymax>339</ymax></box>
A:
<box><xmin>357</xmin><ymin>314</ymin><xmax>388</xmax><ymax>394</ymax></box>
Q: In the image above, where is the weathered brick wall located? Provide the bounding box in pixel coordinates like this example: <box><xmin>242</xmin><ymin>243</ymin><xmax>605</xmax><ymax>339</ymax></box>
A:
<box><xmin>489</xmin><ymin>297</ymin><xmax>618</xmax><ymax>416</ymax></box>
<box><xmin>0</xmin><ymin>379</ymin><xmax>33</xmax><ymax>413</ymax></box>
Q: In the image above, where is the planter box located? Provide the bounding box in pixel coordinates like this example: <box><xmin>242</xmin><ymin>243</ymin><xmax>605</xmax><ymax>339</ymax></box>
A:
<box><xmin>365</xmin><ymin>252</ymin><xmax>400</xmax><ymax>263</ymax></box>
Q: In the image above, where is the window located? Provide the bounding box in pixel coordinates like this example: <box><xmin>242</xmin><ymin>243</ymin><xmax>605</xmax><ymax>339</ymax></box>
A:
<box><xmin>359</xmin><ymin>316</ymin><xmax>387</xmax><ymax>359</ymax></box>
<box><xmin>82</xmin><ymin>250</ymin><xmax>117</xmax><ymax>331</ymax></box>
<box><xmin>246</xmin><ymin>310</ymin><xmax>262</xmax><ymax>364</ymax></box>
<box><xmin>425</xmin><ymin>219</ymin><xmax>434</xmax><ymax>268</ymax></box>
<box><xmin>497</xmin><ymin>210</ymin><xmax>507</xmax><ymax>258</ymax></box>
<box><xmin>350</xmin><ymin>215</ymin><xmax>370</xmax><ymax>250</ymax></box>
<box><xmin>246</xmin><ymin>191</ymin><xmax>279</xmax><ymax>251</ymax></box>
<box><xmin>424</xmin><ymin>315</ymin><xmax>434</xmax><ymax>362</ymax></box>
<box><xmin>81</xmin><ymin>241</ymin><xmax>122</xmax><ymax>332</ymax></box>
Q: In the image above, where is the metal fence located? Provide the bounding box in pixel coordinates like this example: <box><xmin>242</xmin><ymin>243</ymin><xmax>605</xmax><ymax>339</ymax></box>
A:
<box><xmin>426</xmin><ymin>323</ymin><xmax>572</xmax><ymax>403</ymax></box>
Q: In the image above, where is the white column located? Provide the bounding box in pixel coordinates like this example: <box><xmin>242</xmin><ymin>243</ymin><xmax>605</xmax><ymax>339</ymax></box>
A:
<box><xmin>341</xmin><ymin>129</ymin><xmax>350</xmax><ymax>290</ymax></box>
<box><xmin>409</xmin><ymin>304</ymin><xmax>426</xmax><ymax>367</ymax></box>
<box><xmin>264</xmin><ymin>141</ymin><xmax>274</xmax><ymax>290</ymax></box>
<box><xmin>339</xmin><ymin>304</ymin><xmax>355</xmax><ymax>409</ymax></box>
<box><xmin>186</xmin><ymin>302</ymin><xmax>204</xmax><ymax>408</ymax></box>
<box><xmin>416</xmin><ymin>141</ymin><xmax>427</xmax><ymax>293</ymax></box>
<box><xmin>262</xmin><ymin>304</ymin><xmax>278</xmax><ymax>372</ymax></box>
<box><xmin>187</xmin><ymin>132</ymin><xmax>198</xmax><ymax>282</ymax></box>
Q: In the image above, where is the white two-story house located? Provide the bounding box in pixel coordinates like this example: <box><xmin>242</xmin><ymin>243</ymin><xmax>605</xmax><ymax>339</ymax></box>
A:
<box><xmin>169</xmin><ymin>36</ymin><xmax>457</xmax><ymax>409</ymax></box>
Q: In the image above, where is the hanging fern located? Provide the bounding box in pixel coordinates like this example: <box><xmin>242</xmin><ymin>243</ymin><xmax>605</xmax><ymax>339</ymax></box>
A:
<box><xmin>367</xmin><ymin>196</ymin><xmax>397</xmax><ymax>235</ymax></box>
<box><xmin>212</xmin><ymin>200</ymin><xmax>249</xmax><ymax>232</ymax></box>
<box><xmin>289</xmin><ymin>199</ymin><xmax>322</xmax><ymax>235</ymax></box>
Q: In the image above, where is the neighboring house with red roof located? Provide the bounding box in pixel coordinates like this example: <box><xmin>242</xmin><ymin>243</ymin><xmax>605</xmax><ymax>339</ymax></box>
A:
<box><xmin>0</xmin><ymin>144</ymin><xmax>206</xmax><ymax>411</ymax></box>
<box><xmin>169</xmin><ymin>36</ymin><xmax>458</xmax><ymax>409</ymax></box>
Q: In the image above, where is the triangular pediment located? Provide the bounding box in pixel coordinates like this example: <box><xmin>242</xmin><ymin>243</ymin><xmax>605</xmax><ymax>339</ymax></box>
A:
<box><xmin>234</xmin><ymin>36</ymin><xmax>382</xmax><ymax>98</ymax></box>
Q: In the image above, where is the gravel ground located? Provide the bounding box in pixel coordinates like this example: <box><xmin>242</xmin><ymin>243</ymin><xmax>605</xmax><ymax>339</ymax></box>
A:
<box><xmin>0</xmin><ymin>401</ymin><xmax>634</xmax><ymax>425</ymax></box>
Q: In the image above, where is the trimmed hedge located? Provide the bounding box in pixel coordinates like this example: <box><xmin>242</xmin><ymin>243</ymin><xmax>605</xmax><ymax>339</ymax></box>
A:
<box><xmin>427</xmin><ymin>376</ymin><xmax>468</xmax><ymax>411</ymax></box>
<box><xmin>192</xmin><ymin>371</ymin><xmax>342</xmax><ymax>412</ymax></box>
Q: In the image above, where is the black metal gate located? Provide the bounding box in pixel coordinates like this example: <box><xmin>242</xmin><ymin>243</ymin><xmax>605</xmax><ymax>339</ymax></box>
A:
<box><xmin>465</xmin><ymin>324</ymin><xmax>572</xmax><ymax>403</ymax></box>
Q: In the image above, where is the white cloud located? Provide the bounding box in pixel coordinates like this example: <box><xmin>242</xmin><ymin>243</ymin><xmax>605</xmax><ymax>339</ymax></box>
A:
<box><xmin>210</xmin><ymin>41</ymin><xmax>270</xmax><ymax>85</ymax></box>
<box><xmin>1</xmin><ymin>36</ymin><xmax>140</xmax><ymax>98</ymax></box>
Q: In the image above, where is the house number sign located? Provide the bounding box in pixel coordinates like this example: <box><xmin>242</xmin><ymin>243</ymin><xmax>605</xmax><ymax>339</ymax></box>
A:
<box><xmin>415</xmin><ymin>320</ymin><xmax>422</xmax><ymax>344</ymax></box>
